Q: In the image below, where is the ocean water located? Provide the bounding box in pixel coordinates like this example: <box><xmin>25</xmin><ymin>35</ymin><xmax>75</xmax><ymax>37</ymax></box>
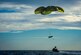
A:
<box><xmin>0</xmin><ymin>50</ymin><xmax>81</xmax><ymax>55</ymax></box>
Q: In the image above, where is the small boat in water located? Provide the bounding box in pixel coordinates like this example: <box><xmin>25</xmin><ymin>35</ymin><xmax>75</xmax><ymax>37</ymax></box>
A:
<box><xmin>52</xmin><ymin>46</ymin><xmax>59</xmax><ymax>52</ymax></box>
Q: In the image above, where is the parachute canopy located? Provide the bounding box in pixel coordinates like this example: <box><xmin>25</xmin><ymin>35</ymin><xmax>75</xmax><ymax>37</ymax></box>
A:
<box><xmin>34</xmin><ymin>6</ymin><xmax>64</xmax><ymax>15</ymax></box>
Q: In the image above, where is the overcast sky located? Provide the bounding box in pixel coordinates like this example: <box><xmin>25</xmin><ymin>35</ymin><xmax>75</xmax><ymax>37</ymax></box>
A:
<box><xmin>0</xmin><ymin>0</ymin><xmax>81</xmax><ymax>50</ymax></box>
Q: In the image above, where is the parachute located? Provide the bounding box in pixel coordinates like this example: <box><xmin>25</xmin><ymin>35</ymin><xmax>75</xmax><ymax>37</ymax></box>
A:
<box><xmin>34</xmin><ymin>6</ymin><xmax>64</xmax><ymax>15</ymax></box>
<box><xmin>34</xmin><ymin>0</ymin><xmax>65</xmax><ymax>39</ymax></box>
<box><xmin>56</xmin><ymin>6</ymin><xmax>64</xmax><ymax>12</ymax></box>
<box><xmin>35</xmin><ymin>6</ymin><xmax>45</xmax><ymax>14</ymax></box>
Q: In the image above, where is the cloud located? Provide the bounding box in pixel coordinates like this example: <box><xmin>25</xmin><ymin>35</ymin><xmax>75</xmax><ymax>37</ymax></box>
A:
<box><xmin>63</xmin><ymin>1</ymin><xmax>81</xmax><ymax>15</ymax></box>
<box><xmin>37</xmin><ymin>15</ymin><xmax>81</xmax><ymax>22</ymax></box>
<box><xmin>57</xmin><ymin>27</ymin><xmax>81</xmax><ymax>30</ymax></box>
<box><xmin>0</xmin><ymin>14</ymin><xmax>81</xmax><ymax>32</ymax></box>
<box><xmin>0</xmin><ymin>3</ymin><xmax>34</xmax><ymax>13</ymax></box>
<box><xmin>0</xmin><ymin>3</ymin><xmax>81</xmax><ymax>32</ymax></box>
<box><xmin>9</xmin><ymin>30</ymin><xmax>23</xmax><ymax>33</ymax></box>
<box><xmin>0</xmin><ymin>3</ymin><xmax>32</xmax><ymax>8</ymax></box>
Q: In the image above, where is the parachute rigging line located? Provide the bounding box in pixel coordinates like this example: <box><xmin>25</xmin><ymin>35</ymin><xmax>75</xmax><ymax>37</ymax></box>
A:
<box><xmin>34</xmin><ymin>0</ymin><xmax>64</xmax><ymax>38</ymax></box>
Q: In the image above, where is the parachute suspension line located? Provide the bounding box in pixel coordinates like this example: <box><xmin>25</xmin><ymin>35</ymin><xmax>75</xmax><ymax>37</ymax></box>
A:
<box><xmin>48</xmin><ymin>0</ymin><xmax>58</xmax><ymax>37</ymax></box>
<box><xmin>48</xmin><ymin>17</ymin><xmax>53</xmax><ymax>37</ymax></box>
<box><xmin>49</xmin><ymin>0</ymin><xmax>55</xmax><ymax>6</ymax></box>
<box><xmin>48</xmin><ymin>0</ymin><xmax>56</xmax><ymax>37</ymax></box>
<box><xmin>34</xmin><ymin>0</ymin><xmax>64</xmax><ymax>39</ymax></box>
<box><xmin>49</xmin><ymin>20</ymin><xmax>52</xmax><ymax>36</ymax></box>
<box><xmin>49</xmin><ymin>0</ymin><xmax>53</xmax><ymax>36</ymax></box>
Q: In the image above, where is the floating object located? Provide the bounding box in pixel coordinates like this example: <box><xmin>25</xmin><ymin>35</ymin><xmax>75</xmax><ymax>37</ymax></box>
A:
<box><xmin>52</xmin><ymin>46</ymin><xmax>59</xmax><ymax>52</ymax></box>
<box><xmin>34</xmin><ymin>6</ymin><xmax>64</xmax><ymax>15</ymax></box>
<box><xmin>48</xmin><ymin>36</ymin><xmax>53</xmax><ymax>38</ymax></box>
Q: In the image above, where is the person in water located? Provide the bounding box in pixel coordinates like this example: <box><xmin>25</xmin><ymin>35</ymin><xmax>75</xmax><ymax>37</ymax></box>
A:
<box><xmin>52</xmin><ymin>46</ymin><xmax>59</xmax><ymax>52</ymax></box>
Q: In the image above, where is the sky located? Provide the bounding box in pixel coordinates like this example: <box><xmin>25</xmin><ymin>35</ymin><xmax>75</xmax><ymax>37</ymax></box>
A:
<box><xmin>0</xmin><ymin>0</ymin><xmax>81</xmax><ymax>50</ymax></box>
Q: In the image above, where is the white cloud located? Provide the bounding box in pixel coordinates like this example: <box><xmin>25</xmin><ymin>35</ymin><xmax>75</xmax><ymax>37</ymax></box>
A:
<box><xmin>0</xmin><ymin>3</ymin><xmax>81</xmax><ymax>32</ymax></box>
<box><xmin>0</xmin><ymin>13</ymin><xmax>24</xmax><ymax>20</ymax></box>
<box><xmin>0</xmin><ymin>14</ymin><xmax>81</xmax><ymax>32</ymax></box>
<box><xmin>64</xmin><ymin>1</ymin><xmax>81</xmax><ymax>15</ymax></box>
<box><xmin>37</xmin><ymin>15</ymin><xmax>81</xmax><ymax>22</ymax></box>
<box><xmin>0</xmin><ymin>3</ymin><xmax>35</xmax><ymax>15</ymax></box>
<box><xmin>0</xmin><ymin>3</ymin><xmax>33</xmax><ymax>9</ymax></box>
<box><xmin>57</xmin><ymin>27</ymin><xmax>81</xmax><ymax>30</ymax></box>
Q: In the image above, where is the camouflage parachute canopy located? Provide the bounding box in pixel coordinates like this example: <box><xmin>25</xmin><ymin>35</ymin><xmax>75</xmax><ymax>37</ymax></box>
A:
<box><xmin>34</xmin><ymin>6</ymin><xmax>64</xmax><ymax>15</ymax></box>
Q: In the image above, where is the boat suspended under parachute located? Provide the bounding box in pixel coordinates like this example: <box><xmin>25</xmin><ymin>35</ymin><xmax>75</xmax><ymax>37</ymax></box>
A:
<box><xmin>48</xmin><ymin>36</ymin><xmax>53</xmax><ymax>38</ymax></box>
<box><xmin>34</xmin><ymin>6</ymin><xmax>64</xmax><ymax>15</ymax></box>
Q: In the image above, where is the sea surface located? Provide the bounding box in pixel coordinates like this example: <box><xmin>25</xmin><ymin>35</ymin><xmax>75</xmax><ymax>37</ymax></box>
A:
<box><xmin>0</xmin><ymin>50</ymin><xmax>81</xmax><ymax>55</ymax></box>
